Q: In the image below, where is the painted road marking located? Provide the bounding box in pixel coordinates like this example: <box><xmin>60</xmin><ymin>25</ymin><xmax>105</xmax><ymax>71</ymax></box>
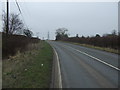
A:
<box><xmin>63</xmin><ymin>45</ymin><xmax>120</xmax><ymax>71</ymax></box>
<box><xmin>53</xmin><ymin>47</ymin><xmax>62</xmax><ymax>88</ymax></box>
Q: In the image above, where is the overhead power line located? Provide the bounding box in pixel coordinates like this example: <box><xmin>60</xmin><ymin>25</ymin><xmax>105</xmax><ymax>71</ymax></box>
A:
<box><xmin>15</xmin><ymin>0</ymin><xmax>22</xmax><ymax>14</ymax></box>
<box><xmin>14</xmin><ymin>0</ymin><xmax>29</xmax><ymax>29</ymax></box>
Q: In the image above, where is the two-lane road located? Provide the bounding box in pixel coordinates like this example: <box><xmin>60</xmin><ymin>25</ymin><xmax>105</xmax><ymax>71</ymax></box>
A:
<box><xmin>48</xmin><ymin>41</ymin><xmax>119</xmax><ymax>88</ymax></box>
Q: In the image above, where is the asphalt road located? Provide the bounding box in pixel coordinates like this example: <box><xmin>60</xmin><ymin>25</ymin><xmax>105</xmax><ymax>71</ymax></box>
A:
<box><xmin>48</xmin><ymin>41</ymin><xmax>119</xmax><ymax>88</ymax></box>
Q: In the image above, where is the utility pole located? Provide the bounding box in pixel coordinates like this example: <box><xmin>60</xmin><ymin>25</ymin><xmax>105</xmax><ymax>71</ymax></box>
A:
<box><xmin>6</xmin><ymin>0</ymin><xmax>9</xmax><ymax>34</ymax></box>
<box><xmin>47</xmin><ymin>31</ymin><xmax>49</xmax><ymax>40</ymax></box>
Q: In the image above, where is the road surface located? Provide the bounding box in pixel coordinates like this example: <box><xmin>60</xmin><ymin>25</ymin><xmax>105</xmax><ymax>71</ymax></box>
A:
<box><xmin>48</xmin><ymin>41</ymin><xmax>119</xmax><ymax>88</ymax></box>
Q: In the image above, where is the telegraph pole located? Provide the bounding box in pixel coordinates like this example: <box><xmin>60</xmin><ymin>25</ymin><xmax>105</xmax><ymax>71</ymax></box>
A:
<box><xmin>48</xmin><ymin>31</ymin><xmax>49</xmax><ymax>40</ymax></box>
<box><xmin>6</xmin><ymin>0</ymin><xmax>9</xmax><ymax>34</ymax></box>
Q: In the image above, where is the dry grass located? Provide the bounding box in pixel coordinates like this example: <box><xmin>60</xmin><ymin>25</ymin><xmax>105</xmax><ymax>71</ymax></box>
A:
<box><xmin>3</xmin><ymin>41</ymin><xmax>53</xmax><ymax>88</ymax></box>
<box><xmin>61</xmin><ymin>41</ymin><xmax>119</xmax><ymax>54</ymax></box>
<box><xmin>73</xmin><ymin>43</ymin><xmax>119</xmax><ymax>54</ymax></box>
<box><xmin>3</xmin><ymin>42</ymin><xmax>42</xmax><ymax>82</ymax></box>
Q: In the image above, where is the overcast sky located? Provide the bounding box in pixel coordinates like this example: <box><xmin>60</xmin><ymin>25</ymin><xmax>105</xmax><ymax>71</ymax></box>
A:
<box><xmin>2</xmin><ymin>1</ymin><xmax>118</xmax><ymax>40</ymax></box>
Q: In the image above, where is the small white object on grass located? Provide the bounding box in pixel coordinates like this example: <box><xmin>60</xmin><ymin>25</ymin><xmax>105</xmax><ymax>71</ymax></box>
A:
<box><xmin>41</xmin><ymin>64</ymin><xmax>43</xmax><ymax>67</ymax></box>
<box><xmin>25</xmin><ymin>69</ymin><xmax>27</xmax><ymax>71</ymax></box>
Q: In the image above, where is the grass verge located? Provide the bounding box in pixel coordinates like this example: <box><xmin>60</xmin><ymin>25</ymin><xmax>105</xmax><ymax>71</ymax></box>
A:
<box><xmin>3</xmin><ymin>41</ymin><xmax>53</xmax><ymax>88</ymax></box>
<box><xmin>61</xmin><ymin>41</ymin><xmax>119</xmax><ymax>54</ymax></box>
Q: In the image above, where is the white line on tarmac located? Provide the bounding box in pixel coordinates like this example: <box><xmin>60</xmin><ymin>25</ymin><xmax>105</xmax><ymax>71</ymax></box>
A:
<box><xmin>53</xmin><ymin>47</ymin><xmax>62</xmax><ymax>88</ymax></box>
<box><xmin>63</xmin><ymin>45</ymin><xmax>120</xmax><ymax>71</ymax></box>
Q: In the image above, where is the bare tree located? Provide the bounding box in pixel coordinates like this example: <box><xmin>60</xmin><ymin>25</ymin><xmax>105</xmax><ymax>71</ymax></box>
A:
<box><xmin>2</xmin><ymin>13</ymin><xmax>24</xmax><ymax>34</ymax></box>
<box><xmin>55</xmin><ymin>28</ymin><xmax>68</xmax><ymax>36</ymax></box>
<box><xmin>55</xmin><ymin>28</ymin><xmax>69</xmax><ymax>40</ymax></box>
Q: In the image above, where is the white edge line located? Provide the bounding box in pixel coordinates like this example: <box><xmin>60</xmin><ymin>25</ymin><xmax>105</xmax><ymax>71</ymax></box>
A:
<box><xmin>52</xmin><ymin>47</ymin><xmax>62</xmax><ymax>88</ymax></box>
<box><xmin>63</xmin><ymin>45</ymin><xmax>120</xmax><ymax>71</ymax></box>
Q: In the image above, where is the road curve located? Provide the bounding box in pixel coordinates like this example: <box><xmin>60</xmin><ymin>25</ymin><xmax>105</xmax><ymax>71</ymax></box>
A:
<box><xmin>48</xmin><ymin>41</ymin><xmax>119</xmax><ymax>88</ymax></box>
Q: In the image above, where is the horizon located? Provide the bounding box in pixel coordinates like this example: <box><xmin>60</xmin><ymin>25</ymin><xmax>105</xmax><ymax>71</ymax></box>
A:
<box><xmin>1</xmin><ymin>2</ymin><xmax>118</xmax><ymax>40</ymax></box>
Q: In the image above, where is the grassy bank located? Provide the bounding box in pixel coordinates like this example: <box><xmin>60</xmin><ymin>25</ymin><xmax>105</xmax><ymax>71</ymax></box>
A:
<box><xmin>3</xmin><ymin>41</ymin><xmax>53</xmax><ymax>88</ymax></box>
<box><xmin>61</xmin><ymin>41</ymin><xmax>119</xmax><ymax>54</ymax></box>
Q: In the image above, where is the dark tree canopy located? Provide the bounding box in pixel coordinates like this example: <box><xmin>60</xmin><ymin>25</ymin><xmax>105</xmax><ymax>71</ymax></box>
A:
<box><xmin>95</xmin><ymin>34</ymin><xmax>100</xmax><ymax>37</ymax></box>
<box><xmin>23</xmin><ymin>29</ymin><xmax>33</xmax><ymax>37</ymax></box>
<box><xmin>76</xmin><ymin>34</ymin><xmax>79</xmax><ymax>38</ymax></box>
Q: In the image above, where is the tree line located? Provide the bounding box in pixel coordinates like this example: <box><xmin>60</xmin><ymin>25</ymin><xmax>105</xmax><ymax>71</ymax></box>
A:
<box><xmin>55</xmin><ymin>28</ymin><xmax>119</xmax><ymax>50</ymax></box>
